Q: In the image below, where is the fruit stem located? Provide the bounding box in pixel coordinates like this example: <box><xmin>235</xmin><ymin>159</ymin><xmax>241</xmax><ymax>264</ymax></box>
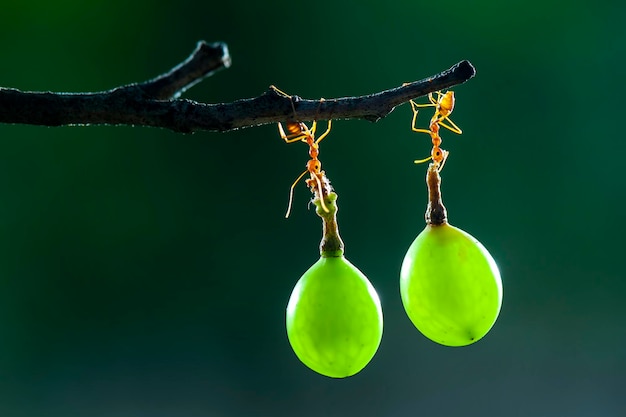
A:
<box><xmin>310</xmin><ymin>172</ymin><xmax>345</xmax><ymax>257</ymax></box>
<box><xmin>425</xmin><ymin>163</ymin><xmax>448</xmax><ymax>226</ymax></box>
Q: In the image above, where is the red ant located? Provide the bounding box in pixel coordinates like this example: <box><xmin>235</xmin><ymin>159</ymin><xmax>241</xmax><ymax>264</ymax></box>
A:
<box><xmin>409</xmin><ymin>91</ymin><xmax>462</xmax><ymax>171</ymax></box>
<box><xmin>271</xmin><ymin>86</ymin><xmax>332</xmax><ymax>218</ymax></box>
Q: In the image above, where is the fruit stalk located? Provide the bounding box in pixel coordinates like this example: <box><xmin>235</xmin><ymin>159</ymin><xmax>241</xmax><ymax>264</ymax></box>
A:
<box><xmin>310</xmin><ymin>173</ymin><xmax>344</xmax><ymax>257</ymax></box>
<box><xmin>425</xmin><ymin>164</ymin><xmax>448</xmax><ymax>226</ymax></box>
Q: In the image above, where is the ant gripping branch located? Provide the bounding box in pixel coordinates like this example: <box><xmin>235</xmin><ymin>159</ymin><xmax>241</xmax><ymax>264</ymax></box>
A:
<box><xmin>271</xmin><ymin>86</ymin><xmax>332</xmax><ymax>218</ymax></box>
<box><xmin>409</xmin><ymin>91</ymin><xmax>462</xmax><ymax>171</ymax></box>
<box><xmin>279</xmin><ymin>119</ymin><xmax>332</xmax><ymax>218</ymax></box>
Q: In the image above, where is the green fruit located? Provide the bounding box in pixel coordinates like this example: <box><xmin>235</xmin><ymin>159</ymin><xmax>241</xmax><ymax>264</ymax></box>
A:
<box><xmin>400</xmin><ymin>223</ymin><xmax>502</xmax><ymax>346</ymax></box>
<box><xmin>286</xmin><ymin>256</ymin><xmax>383</xmax><ymax>378</ymax></box>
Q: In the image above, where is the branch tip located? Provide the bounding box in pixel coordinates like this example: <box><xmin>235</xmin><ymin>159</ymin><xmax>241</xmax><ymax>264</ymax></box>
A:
<box><xmin>454</xmin><ymin>60</ymin><xmax>476</xmax><ymax>81</ymax></box>
<box><xmin>197</xmin><ymin>41</ymin><xmax>232</xmax><ymax>69</ymax></box>
<box><xmin>138</xmin><ymin>40</ymin><xmax>232</xmax><ymax>99</ymax></box>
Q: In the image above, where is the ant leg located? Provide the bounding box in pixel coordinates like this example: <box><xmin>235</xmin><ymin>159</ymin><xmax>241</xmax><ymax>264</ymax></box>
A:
<box><xmin>315</xmin><ymin>120</ymin><xmax>332</xmax><ymax>145</ymax></box>
<box><xmin>409</xmin><ymin>101</ymin><xmax>423</xmax><ymax>129</ymax></box>
<box><xmin>311</xmin><ymin>173</ymin><xmax>330</xmax><ymax>213</ymax></box>
<box><xmin>271</xmin><ymin>85</ymin><xmax>299</xmax><ymax>123</ymax></box>
<box><xmin>412</xmin><ymin>92</ymin><xmax>438</xmax><ymax>107</ymax></box>
<box><xmin>439</xmin><ymin>116</ymin><xmax>463</xmax><ymax>135</ymax></box>
<box><xmin>409</xmin><ymin>92</ymin><xmax>439</xmax><ymax>109</ymax></box>
<box><xmin>411</xmin><ymin>101</ymin><xmax>437</xmax><ymax>108</ymax></box>
<box><xmin>412</xmin><ymin>122</ymin><xmax>433</xmax><ymax>135</ymax></box>
<box><xmin>278</xmin><ymin>122</ymin><xmax>308</xmax><ymax>143</ymax></box>
<box><xmin>270</xmin><ymin>85</ymin><xmax>291</xmax><ymax>98</ymax></box>
<box><xmin>314</xmin><ymin>97</ymin><xmax>326</xmax><ymax>119</ymax></box>
<box><xmin>410</xmin><ymin>103</ymin><xmax>419</xmax><ymax>128</ymax></box>
<box><xmin>409</xmin><ymin>101</ymin><xmax>433</xmax><ymax>135</ymax></box>
<box><xmin>414</xmin><ymin>155</ymin><xmax>433</xmax><ymax>164</ymax></box>
<box><xmin>308</xmin><ymin>96</ymin><xmax>330</xmax><ymax>144</ymax></box>
<box><xmin>285</xmin><ymin>169</ymin><xmax>309</xmax><ymax>218</ymax></box>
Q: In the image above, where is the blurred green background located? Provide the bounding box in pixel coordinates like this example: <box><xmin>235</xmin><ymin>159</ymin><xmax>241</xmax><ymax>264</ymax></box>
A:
<box><xmin>0</xmin><ymin>0</ymin><xmax>624</xmax><ymax>415</ymax></box>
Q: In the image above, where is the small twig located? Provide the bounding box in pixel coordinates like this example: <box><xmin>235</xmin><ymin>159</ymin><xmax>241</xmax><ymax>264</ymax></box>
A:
<box><xmin>136</xmin><ymin>41</ymin><xmax>232</xmax><ymax>100</ymax></box>
<box><xmin>0</xmin><ymin>41</ymin><xmax>475</xmax><ymax>133</ymax></box>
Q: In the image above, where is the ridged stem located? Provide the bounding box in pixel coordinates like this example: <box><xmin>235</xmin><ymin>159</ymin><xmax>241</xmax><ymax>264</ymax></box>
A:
<box><xmin>310</xmin><ymin>173</ymin><xmax>344</xmax><ymax>257</ymax></box>
<box><xmin>425</xmin><ymin>163</ymin><xmax>448</xmax><ymax>226</ymax></box>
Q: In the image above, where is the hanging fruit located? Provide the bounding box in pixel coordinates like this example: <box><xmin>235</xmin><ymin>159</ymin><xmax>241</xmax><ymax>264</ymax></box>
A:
<box><xmin>274</xmin><ymin>104</ymin><xmax>383</xmax><ymax>377</ymax></box>
<box><xmin>286</xmin><ymin>192</ymin><xmax>383</xmax><ymax>377</ymax></box>
<box><xmin>400</xmin><ymin>91</ymin><xmax>502</xmax><ymax>347</ymax></box>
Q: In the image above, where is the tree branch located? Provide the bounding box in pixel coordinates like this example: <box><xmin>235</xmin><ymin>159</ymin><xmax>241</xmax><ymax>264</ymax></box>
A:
<box><xmin>0</xmin><ymin>41</ymin><xmax>475</xmax><ymax>133</ymax></box>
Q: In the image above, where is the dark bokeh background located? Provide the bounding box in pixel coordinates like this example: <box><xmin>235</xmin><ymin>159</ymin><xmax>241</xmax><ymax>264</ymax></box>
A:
<box><xmin>1</xmin><ymin>1</ymin><xmax>624</xmax><ymax>416</ymax></box>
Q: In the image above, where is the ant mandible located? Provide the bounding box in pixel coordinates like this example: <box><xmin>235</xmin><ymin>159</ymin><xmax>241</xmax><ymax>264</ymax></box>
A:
<box><xmin>271</xmin><ymin>86</ymin><xmax>332</xmax><ymax>218</ymax></box>
<box><xmin>409</xmin><ymin>91</ymin><xmax>462</xmax><ymax>171</ymax></box>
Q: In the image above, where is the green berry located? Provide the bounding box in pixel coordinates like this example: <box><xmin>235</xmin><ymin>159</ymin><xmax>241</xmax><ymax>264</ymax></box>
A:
<box><xmin>400</xmin><ymin>223</ymin><xmax>502</xmax><ymax>346</ymax></box>
<box><xmin>286</xmin><ymin>256</ymin><xmax>383</xmax><ymax>378</ymax></box>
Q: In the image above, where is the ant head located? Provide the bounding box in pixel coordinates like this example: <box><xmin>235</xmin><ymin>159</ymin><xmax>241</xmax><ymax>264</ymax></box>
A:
<box><xmin>432</xmin><ymin>147</ymin><xmax>446</xmax><ymax>163</ymax></box>
<box><xmin>307</xmin><ymin>159</ymin><xmax>321</xmax><ymax>173</ymax></box>
<box><xmin>433</xmin><ymin>149</ymin><xmax>450</xmax><ymax>171</ymax></box>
